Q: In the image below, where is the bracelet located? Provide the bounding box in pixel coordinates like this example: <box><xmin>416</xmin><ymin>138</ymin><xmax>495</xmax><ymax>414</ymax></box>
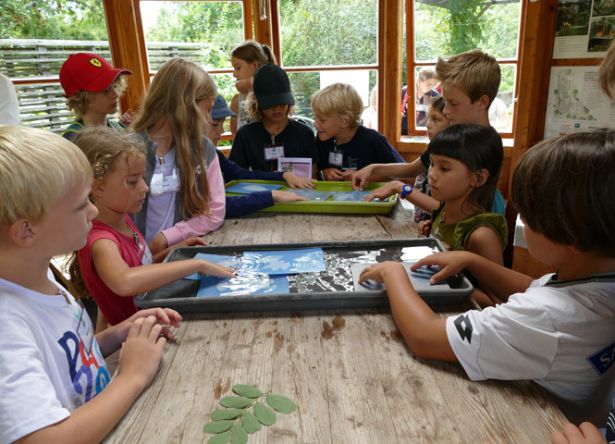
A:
<box><xmin>400</xmin><ymin>184</ymin><xmax>414</xmax><ymax>199</ymax></box>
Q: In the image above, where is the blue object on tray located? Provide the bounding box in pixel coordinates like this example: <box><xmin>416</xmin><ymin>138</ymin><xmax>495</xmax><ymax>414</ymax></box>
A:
<box><xmin>225</xmin><ymin>182</ymin><xmax>284</xmax><ymax>194</ymax></box>
<box><xmin>330</xmin><ymin>191</ymin><xmax>372</xmax><ymax>202</ymax></box>
<box><xmin>242</xmin><ymin>247</ymin><xmax>326</xmax><ymax>275</ymax></box>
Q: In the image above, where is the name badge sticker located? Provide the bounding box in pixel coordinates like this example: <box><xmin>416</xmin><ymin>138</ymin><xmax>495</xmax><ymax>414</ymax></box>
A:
<box><xmin>150</xmin><ymin>172</ymin><xmax>164</xmax><ymax>196</ymax></box>
<box><xmin>329</xmin><ymin>151</ymin><xmax>343</xmax><ymax>167</ymax></box>
<box><xmin>264</xmin><ymin>145</ymin><xmax>284</xmax><ymax>160</ymax></box>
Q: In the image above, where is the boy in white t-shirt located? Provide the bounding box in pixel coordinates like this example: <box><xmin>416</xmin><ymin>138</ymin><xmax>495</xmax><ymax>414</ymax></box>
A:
<box><xmin>0</xmin><ymin>126</ymin><xmax>182</xmax><ymax>444</ymax></box>
<box><xmin>360</xmin><ymin>129</ymin><xmax>615</xmax><ymax>425</ymax></box>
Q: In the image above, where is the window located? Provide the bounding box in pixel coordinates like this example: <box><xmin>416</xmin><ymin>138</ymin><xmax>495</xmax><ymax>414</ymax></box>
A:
<box><xmin>277</xmin><ymin>0</ymin><xmax>379</xmax><ymax>123</ymax></box>
<box><xmin>405</xmin><ymin>0</ymin><xmax>523</xmax><ymax>138</ymax></box>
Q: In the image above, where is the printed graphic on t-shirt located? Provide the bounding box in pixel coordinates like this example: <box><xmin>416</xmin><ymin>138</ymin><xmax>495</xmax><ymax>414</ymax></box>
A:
<box><xmin>454</xmin><ymin>314</ymin><xmax>473</xmax><ymax>344</ymax></box>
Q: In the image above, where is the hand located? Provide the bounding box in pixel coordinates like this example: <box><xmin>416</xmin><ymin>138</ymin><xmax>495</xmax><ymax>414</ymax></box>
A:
<box><xmin>418</xmin><ymin>220</ymin><xmax>432</xmax><ymax>236</ymax></box>
<box><xmin>174</xmin><ymin>237</ymin><xmax>207</xmax><ymax>248</ymax></box>
<box><xmin>199</xmin><ymin>261</ymin><xmax>236</xmax><ymax>279</ymax></box>
<box><xmin>351</xmin><ymin>165</ymin><xmax>374</xmax><ymax>190</ymax></box>
<box><xmin>552</xmin><ymin>422</ymin><xmax>606</xmax><ymax>444</ymax></box>
<box><xmin>359</xmin><ymin>261</ymin><xmax>405</xmax><ymax>284</ymax></box>
<box><xmin>322</xmin><ymin>167</ymin><xmax>344</xmax><ymax>181</ymax></box>
<box><xmin>271</xmin><ymin>190</ymin><xmax>307</xmax><ymax>203</ymax></box>
<box><xmin>126</xmin><ymin>307</ymin><xmax>183</xmax><ymax>341</ymax></box>
<box><xmin>282</xmin><ymin>172</ymin><xmax>315</xmax><ymax>189</ymax></box>
<box><xmin>364</xmin><ymin>180</ymin><xmax>404</xmax><ymax>201</ymax></box>
<box><xmin>117</xmin><ymin>316</ymin><xmax>167</xmax><ymax>390</ymax></box>
<box><xmin>120</xmin><ymin>110</ymin><xmax>135</xmax><ymax>126</ymax></box>
<box><xmin>149</xmin><ymin>232</ymin><xmax>168</xmax><ymax>255</ymax></box>
<box><xmin>235</xmin><ymin>78</ymin><xmax>252</xmax><ymax>94</ymax></box>
<box><xmin>411</xmin><ymin>251</ymin><xmax>472</xmax><ymax>284</ymax></box>
<box><xmin>340</xmin><ymin>169</ymin><xmax>357</xmax><ymax>181</ymax></box>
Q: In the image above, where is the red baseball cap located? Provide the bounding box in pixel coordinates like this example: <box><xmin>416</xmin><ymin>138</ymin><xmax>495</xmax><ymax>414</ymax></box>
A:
<box><xmin>59</xmin><ymin>52</ymin><xmax>131</xmax><ymax>97</ymax></box>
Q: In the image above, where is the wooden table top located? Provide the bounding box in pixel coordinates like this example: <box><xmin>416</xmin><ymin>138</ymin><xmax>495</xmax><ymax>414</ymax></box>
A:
<box><xmin>105</xmin><ymin>203</ymin><xmax>567</xmax><ymax>443</ymax></box>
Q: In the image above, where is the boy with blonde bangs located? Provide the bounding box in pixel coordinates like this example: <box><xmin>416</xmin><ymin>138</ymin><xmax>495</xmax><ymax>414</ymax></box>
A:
<box><xmin>435</xmin><ymin>49</ymin><xmax>500</xmax><ymax>127</ymax></box>
<box><xmin>0</xmin><ymin>126</ymin><xmax>180</xmax><ymax>443</ymax></box>
<box><xmin>312</xmin><ymin>83</ymin><xmax>403</xmax><ymax>181</ymax></box>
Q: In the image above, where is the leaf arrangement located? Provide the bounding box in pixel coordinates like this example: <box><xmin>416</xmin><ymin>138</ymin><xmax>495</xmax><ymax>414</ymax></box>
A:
<box><xmin>204</xmin><ymin>384</ymin><xmax>297</xmax><ymax>444</ymax></box>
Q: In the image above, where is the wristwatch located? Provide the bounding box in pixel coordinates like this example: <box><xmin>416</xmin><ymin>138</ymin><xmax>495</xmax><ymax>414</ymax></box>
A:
<box><xmin>400</xmin><ymin>184</ymin><xmax>414</xmax><ymax>199</ymax></box>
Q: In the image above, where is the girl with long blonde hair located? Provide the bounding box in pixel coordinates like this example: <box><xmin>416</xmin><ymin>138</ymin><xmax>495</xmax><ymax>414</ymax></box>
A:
<box><xmin>132</xmin><ymin>58</ymin><xmax>226</xmax><ymax>255</ymax></box>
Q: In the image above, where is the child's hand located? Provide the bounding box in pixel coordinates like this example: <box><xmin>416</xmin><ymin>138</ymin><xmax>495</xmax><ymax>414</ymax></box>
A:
<box><xmin>322</xmin><ymin>167</ymin><xmax>344</xmax><ymax>181</ymax></box>
<box><xmin>271</xmin><ymin>190</ymin><xmax>307</xmax><ymax>203</ymax></box>
<box><xmin>118</xmin><ymin>315</ymin><xmax>167</xmax><ymax>390</ymax></box>
<box><xmin>126</xmin><ymin>307</ymin><xmax>182</xmax><ymax>341</ymax></box>
<box><xmin>411</xmin><ymin>251</ymin><xmax>471</xmax><ymax>284</ymax></box>
<box><xmin>359</xmin><ymin>261</ymin><xmax>405</xmax><ymax>284</ymax></box>
<box><xmin>552</xmin><ymin>422</ymin><xmax>606</xmax><ymax>444</ymax></box>
<box><xmin>120</xmin><ymin>110</ymin><xmax>135</xmax><ymax>126</ymax></box>
<box><xmin>282</xmin><ymin>172</ymin><xmax>315</xmax><ymax>189</ymax></box>
<box><xmin>350</xmin><ymin>165</ymin><xmax>374</xmax><ymax>190</ymax></box>
<box><xmin>418</xmin><ymin>220</ymin><xmax>432</xmax><ymax>236</ymax></box>
<box><xmin>365</xmin><ymin>180</ymin><xmax>403</xmax><ymax>201</ymax></box>
<box><xmin>340</xmin><ymin>169</ymin><xmax>357</xmax><ymax>181</ymax></box>
<box><xmin>175</xmin><ymin>237</ymin><xmax>207</xmax><ymax>248</ymax></box>
<box><xmin>199</xmin><ymin>261</ymin><xmax>236</xmax><ymax>279</ymax></box>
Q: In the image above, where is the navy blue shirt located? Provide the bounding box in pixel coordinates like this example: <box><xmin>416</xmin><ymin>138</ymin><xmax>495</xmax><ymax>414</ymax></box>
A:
<box><xmin>229</xmin><ymin>119</ymin><xmax>317</xmax><ymax>172</ymax></box>
<box><xmin>218</xmin><ymin>150</ymin><xmax>284</xmax><ymax>218</ymax></box>
<box><xmin>317</xmin><ymin>125</ymin><xmax>404</xmax><ymax>171</ymax></box>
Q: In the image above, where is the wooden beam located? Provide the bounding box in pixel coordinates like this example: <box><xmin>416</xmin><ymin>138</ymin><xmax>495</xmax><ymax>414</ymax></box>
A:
<box><xmin>379</xmin><ymin>0</ymin><xmax>403</xmax><ymax>145</ymax></box>
<box><xmin>102</xmin><ymin>0</ymin><xmax>149</xmax><ymax>115</ymax></box>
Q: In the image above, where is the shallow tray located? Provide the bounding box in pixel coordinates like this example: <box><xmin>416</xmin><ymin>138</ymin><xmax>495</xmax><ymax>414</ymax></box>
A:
<box><xmin>136</xmin><ymin>238</ymin><xmax>473</xmax><ymax>314</ymax></box>
<box><xmin>224</xmin><ymin>180</ymin><xmax>398</xmax><ymax>215</ymax></box>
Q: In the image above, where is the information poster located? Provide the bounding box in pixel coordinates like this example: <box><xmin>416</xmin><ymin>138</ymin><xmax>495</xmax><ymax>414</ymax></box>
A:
<box><xmin>544</xmin><ymin>66</ymin><xmax>615</xmax><ymax>138</ymax></box>
<box><xmin>553</xmin><ymin>0</ymin><xmax>614</xmax><ymax>59</ymax></box>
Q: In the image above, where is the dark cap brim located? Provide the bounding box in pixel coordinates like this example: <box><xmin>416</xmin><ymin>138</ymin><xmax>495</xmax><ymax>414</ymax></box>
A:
<box><xmin>257</xmin><ymin>92</ymin><xmax>295</xmax><ymax>110</ymax></box>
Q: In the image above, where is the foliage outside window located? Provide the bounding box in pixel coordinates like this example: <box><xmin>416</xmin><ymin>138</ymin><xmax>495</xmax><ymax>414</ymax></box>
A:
<box><xmin>407</xmin><ymin>0</ymin><xmax>522</xmax><ymax>136</ymax></box>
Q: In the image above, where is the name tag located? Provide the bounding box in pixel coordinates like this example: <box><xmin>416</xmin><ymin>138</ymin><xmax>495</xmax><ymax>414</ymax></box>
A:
<box><xmin>329</xmin><ymin>151</ymin><xmax>343</xmax><ymax>167</ymax></box>
<box><xmin>150</xmin><ymin>168</ymin><xmax>180</xmax><ymax>196</ymax></box>
<box><xmin>264</xmin><ymin>145</ymin><xmax>284</xmax><ymax>160</ymax></box>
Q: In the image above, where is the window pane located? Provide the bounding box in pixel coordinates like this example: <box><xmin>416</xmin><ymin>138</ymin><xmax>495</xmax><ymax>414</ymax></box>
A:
<box><xmin>491</xmin><ymin>63</ymin><xmax>515</xmax><ymax>133</ymax></box>
<box><xmin>414</xmin><ymin>0</ymin><xmax>521</xmax><ymax>61</ymax></box>
<box><xmin>287</xmin><ymin>70</ymin><xmax>377</xmax><ymax>121</ymax></box>
<box><xmin>278</xmin><ymin>0</ymin><xmax>378</xmax><ymax>66</ymax></box>
<box><xmin>140</xmin><ymin>1</ymin><xmax>244</xmax><ymax>71</ymax></box>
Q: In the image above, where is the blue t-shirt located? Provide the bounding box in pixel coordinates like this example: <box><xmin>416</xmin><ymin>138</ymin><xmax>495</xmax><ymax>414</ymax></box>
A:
<box><xmin>317</xmin><ymin>125</ymin><xmax>404</xmax><ymax>171</ymax></box>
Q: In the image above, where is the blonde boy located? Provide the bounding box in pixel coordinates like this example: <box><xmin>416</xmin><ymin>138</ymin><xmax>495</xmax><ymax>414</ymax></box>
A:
<box><xmin>435</xmin><ymin>49</ymin><xmax>500</xmax><ymax>126</ymax></box>
<box><xmin>312</xmin><ymin>83</ymin><xmax>403</xmax><ymax>181</ymax></box>
<box><xmin>0</xmin><ymin>126</ymin><xmax>180</xmax><ymax>443</ymax></box>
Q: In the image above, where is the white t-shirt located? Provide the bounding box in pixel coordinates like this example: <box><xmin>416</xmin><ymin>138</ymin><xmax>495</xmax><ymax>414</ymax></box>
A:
<box><xmin>446</xmin><ymin>272</ymin><xmax>615</xmax><ymax>424</ymax></box>
<box><xmin>0</xmin><ymin>270</ymin><xmax>110</xmax><ymax>444</ymax></box>
<box><xmin>0</xmin><ymin>73</ymin><xmax>20</xmax><ymax>125</ymax></box>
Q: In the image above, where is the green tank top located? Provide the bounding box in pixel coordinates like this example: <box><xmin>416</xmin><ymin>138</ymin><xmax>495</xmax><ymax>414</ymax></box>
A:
<box><xmin>430</xmin><ymin>204</ymin><xmax>508</xmax><ymax>251</ymax></box>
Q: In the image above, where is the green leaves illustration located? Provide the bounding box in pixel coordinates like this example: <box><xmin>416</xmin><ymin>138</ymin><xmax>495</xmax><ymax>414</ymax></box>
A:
<box><xmin>204</xmin><ymin>384</ymin><xmax>297</xmax><ymax>444</ymax></box>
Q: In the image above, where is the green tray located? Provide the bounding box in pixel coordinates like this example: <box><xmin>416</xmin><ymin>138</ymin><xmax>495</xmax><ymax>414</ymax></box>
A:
<box><xmin>225</xmin><ymin>180</ymin><xmax>398</xmax><ymax>215</ymax></box>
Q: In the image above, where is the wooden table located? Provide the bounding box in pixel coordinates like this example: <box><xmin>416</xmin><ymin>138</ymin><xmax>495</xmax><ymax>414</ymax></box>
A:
<box><xmin>106</xmin><ymin>203</ymin><xmax>567</xmax><ymax>443</ymax></box>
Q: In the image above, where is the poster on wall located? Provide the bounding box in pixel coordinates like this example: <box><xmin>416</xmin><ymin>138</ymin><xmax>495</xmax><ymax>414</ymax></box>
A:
<box><xmin>544</xmin><ymin>66</ymin><xmax>615</xmax><ymax>138</ymax></box>
<box><xmin>553</xmin><ymin>0</ymin><xmax>615</xmax><ymax>58</ymax></box>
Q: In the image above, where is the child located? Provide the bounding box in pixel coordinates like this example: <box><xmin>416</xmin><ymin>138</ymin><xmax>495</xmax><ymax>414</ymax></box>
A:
<box><xmin>0</xmin><ymin>125</ymin><xmax>181</xmax><ymax>443</ymax></box>
<box><xmin>312</xmin><ymin>83</ymin><xmax>404</xmax><ymax>181</ymax></box>
<box><xmin>131</xmin><ymin>58</ymin><xmax>226</xmax><ymax>256</ymax></box>
<box><xmin>229</xmin><ymin>40</ymin><xmax>276</xmax><ymax>136</ymax></box>
<box><xmin>71</xmin><ymin>127</ymin><xmax>235</xmax><ymax>326</ymax></box>
<box><xmin>360</xmin><ymin>129</ymin><xmax>615</xmax><ymax>426</ymax></box>
<box><xmin>229</xmin><ymin>64</ymin><xmax>318</xmax><ymax>175</ymax></box>
<box><xmin>355</xmin><ymin>95</ymin><xmax>449</xmax><ymax>219</ymax></box>
<box><xmin>59</xmin><ymin>52</ymin><xmax>132</xmax><ymax>140</ymax></box>
<box><xmin>207</xmin><ymin>95</ymin><xmax>311</xmax><ymax>218</ymax></box>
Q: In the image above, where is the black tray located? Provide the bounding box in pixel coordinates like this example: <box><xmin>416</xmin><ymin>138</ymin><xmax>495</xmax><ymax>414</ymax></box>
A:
<box><xmin>135</xmin><ymin>238</ymin><xmax>473</xmax><ymax>314</ymax></box>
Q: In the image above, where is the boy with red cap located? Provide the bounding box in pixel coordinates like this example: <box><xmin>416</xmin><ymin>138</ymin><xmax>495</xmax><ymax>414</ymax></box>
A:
<box><xmin>59</xmin><ymin>52</ymin><xmax>132</xmax><ymax>141</ymax></box>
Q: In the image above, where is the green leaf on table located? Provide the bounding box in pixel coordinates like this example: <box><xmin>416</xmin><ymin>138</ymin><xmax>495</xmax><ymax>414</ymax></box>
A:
<box><xmin>211</xmin><ymin>408</ymin><xmax>244</xmax><ymax>420</ymax></box>
<box><xmin>207</xmin><ymin>431</ymin><xmax>230</xmax><ymax>444</ymax></box>
<box><xmin>203</xmin><ymin>420</ymin><xmax>235</xmax><ymax>433</ymax></box>
<box><xmin>240</xmin><ymin>411</ymin><xmax>262</xmax><ymax>433</ymax></box>
<box><xmin>253</xmin><ymin>402</ymin><xmax>277</xmax><ymax>426</ymax></box>
<box><xmin>232</xmin><ymin>384</ymin><xmax>263</xmax><ymax>399</ymax></box>
<box><xmin>230</xmin><ymin>424</ymin><xmax>248</xmax><ymax>444</ymax></box>
<box><xmin>265</xmin><ymin>394</ymin><xmax>297</xmax><ymax>414</ymax></box>
<box><xmin>220</xmin><ymin>396</ymin><xmax>253</xmax><ymax>409</ymax></box>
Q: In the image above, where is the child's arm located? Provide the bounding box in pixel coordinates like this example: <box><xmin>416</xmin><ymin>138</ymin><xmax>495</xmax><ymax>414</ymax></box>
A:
<box><xmin>412</xmin><ymin>251</ymin><xmax>534</xmax><ymax>301</ymax></box>
<box><xmin>359</xmin><ymin>261</ymin><xmax>456</xmax><ymax>361</ymax></box>
<box><xmin>465</xmin><ymin>226</ymin><xmax>504</xmax><ymax>266</ymax></box>
<box><xmin>91</xmin><ymin>238</ymin><xmax>234</xmax><ymax>297</ymax></box>
<box><xmin>151</xmin><ymin>237</ymin><xmax>207</xmax><ymax>263</ymax></box>
<box><xmin>352</xmin><ymin>159</ymin><xmax>425</xmax><ymax>190</ymax></box>
<box><xmin>365</xmin><ymin>180</ymin><xmax>440</xmax><ymax>211</ymax></box>
<box><xmin>15</xmin><ymin>316</ymin><xmax>165</xmax><ymax>444</ymax></box>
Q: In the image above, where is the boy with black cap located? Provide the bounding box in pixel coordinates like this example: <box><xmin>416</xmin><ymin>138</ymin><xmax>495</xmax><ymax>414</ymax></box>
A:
<box><xmin>207</xmin><ymin>95</ymin><xmax>312</xmax><ymax>217</ymax></box>
<box><xmin>229</xmin><ymin>64</ymin><xmax>318</xmax><ymax>175</ymax></box>
<box><xmin>59</xmin><ymin>52</ymin><xmax>132</xmax><ymax>141</ymax></box>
